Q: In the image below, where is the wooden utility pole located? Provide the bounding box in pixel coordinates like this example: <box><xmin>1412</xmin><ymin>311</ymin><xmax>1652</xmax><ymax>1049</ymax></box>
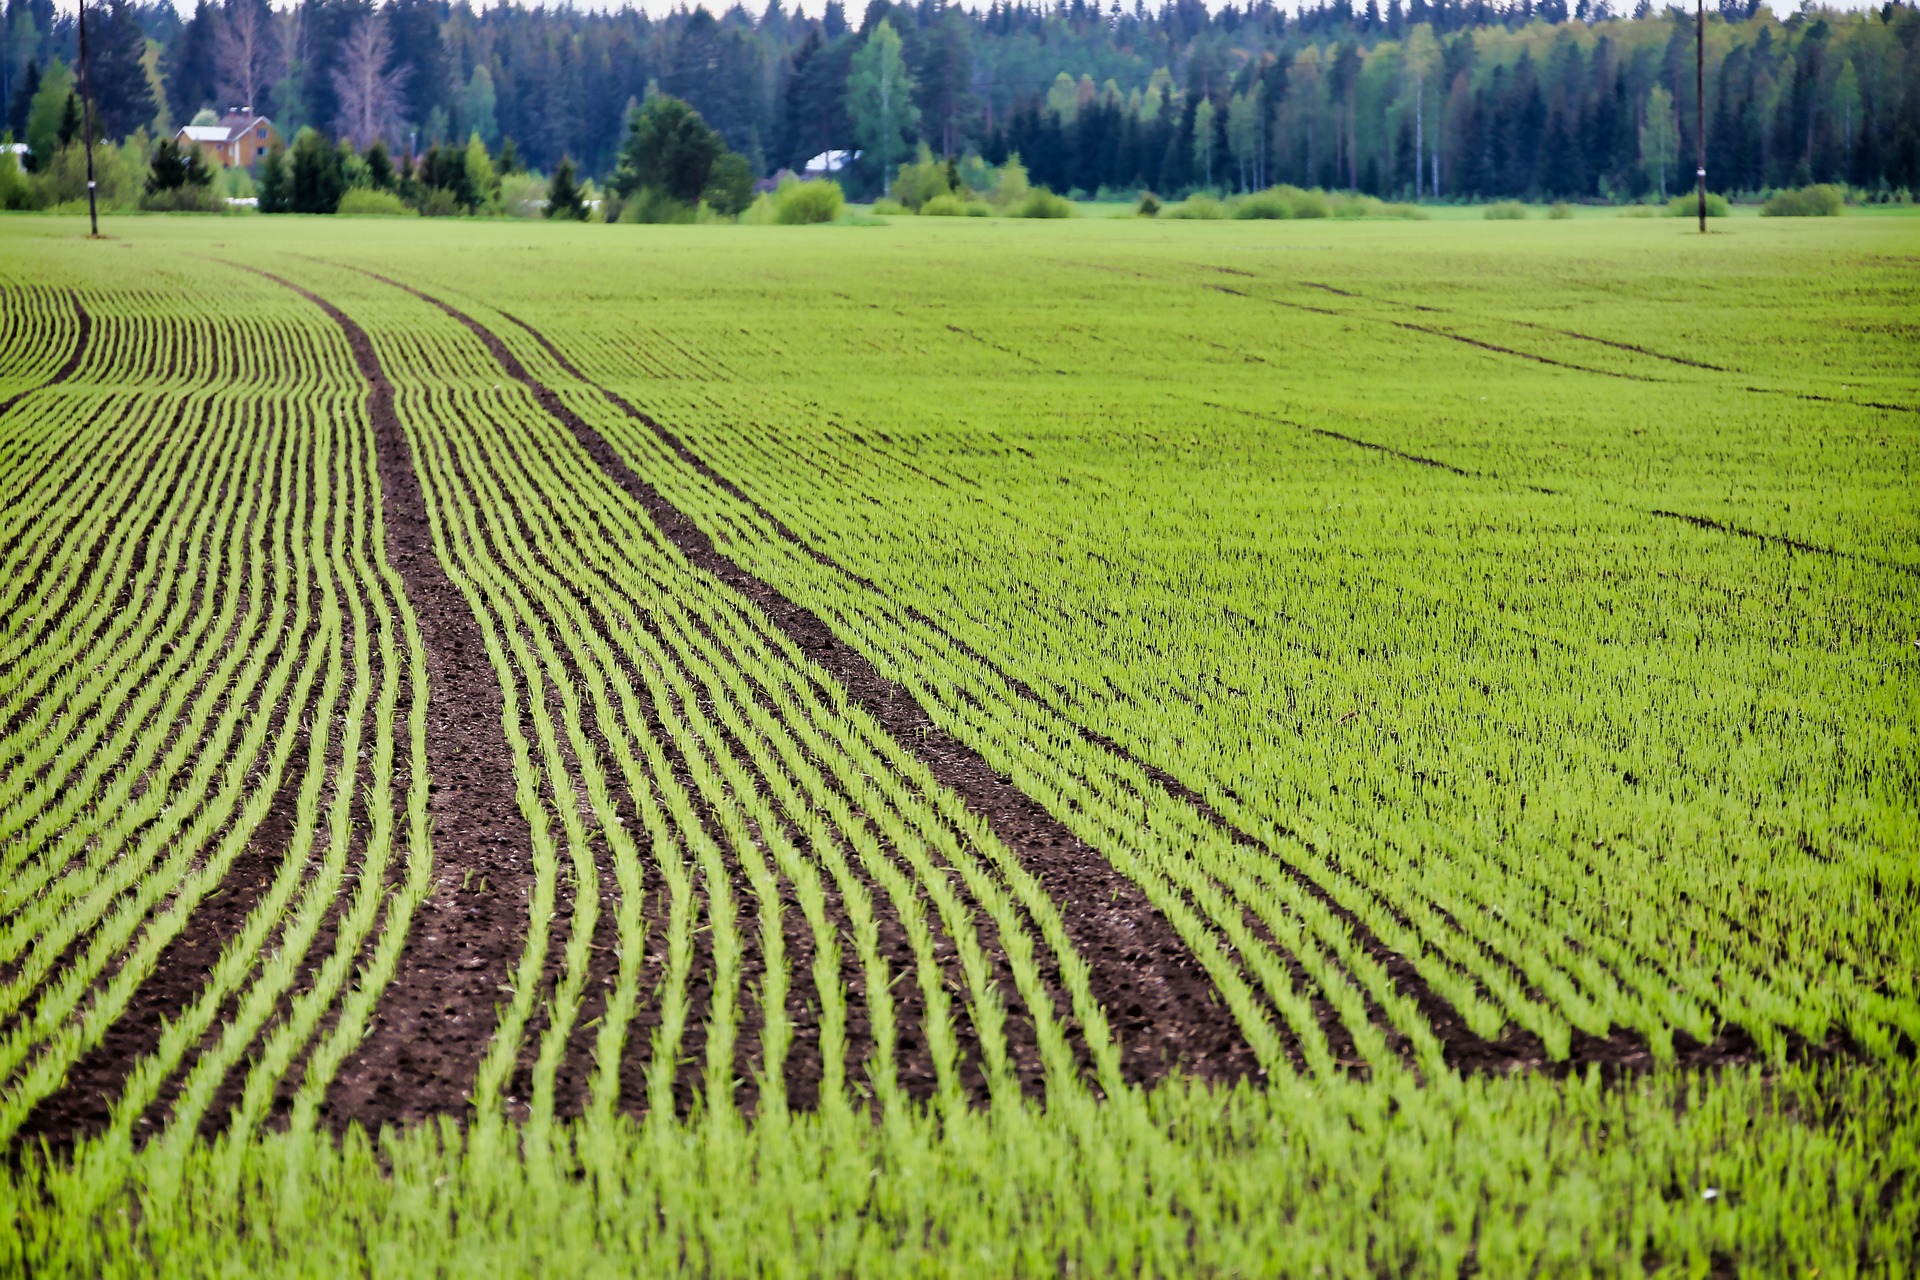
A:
<box><xmin>1696</xmin><ymin>0</ymin><xmax>1706</xmax><ymax>233</ymax></box>
<box><xmin>77</xmin><ymin>0</ymin><xmax>100</xmax><ymax>237</ymax></box>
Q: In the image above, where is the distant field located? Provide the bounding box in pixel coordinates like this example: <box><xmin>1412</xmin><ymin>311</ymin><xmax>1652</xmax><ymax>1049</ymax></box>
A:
<box><xmin>2</xmin><ymin>213</ymin><xmax>1916</xmax><ymax>1276</ymax></box>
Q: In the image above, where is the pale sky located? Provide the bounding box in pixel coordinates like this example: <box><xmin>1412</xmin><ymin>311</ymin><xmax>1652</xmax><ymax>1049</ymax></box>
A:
<box><xmin>50</xmin><ymin>0</ymin><xmax>1894</xmax><ymax>16</ymax></box>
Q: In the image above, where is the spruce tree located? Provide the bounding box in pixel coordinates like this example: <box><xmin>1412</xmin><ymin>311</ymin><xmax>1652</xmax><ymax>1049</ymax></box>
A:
<box><xmin>546</xmin><ymin>155</ymin><xmax>587</xmax><ymax>219</ymax></box>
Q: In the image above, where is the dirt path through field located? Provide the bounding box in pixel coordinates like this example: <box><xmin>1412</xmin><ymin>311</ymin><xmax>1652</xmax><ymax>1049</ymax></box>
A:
<box><xmin>232</xmin><ymin>266</ymin><xmax>533</xmax><ymax>1130</ymax></box>
<box><xmin>347</xmin><ymin>273</ymin><xmax>1260</xmax><ymax>1090</ymax></box>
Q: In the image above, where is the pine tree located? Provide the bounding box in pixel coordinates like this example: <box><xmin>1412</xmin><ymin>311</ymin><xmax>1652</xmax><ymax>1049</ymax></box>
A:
<box><xmin>91</xmin><ymin>0</ymin><xmax>157</xmax><ymax>139</ymax></box>
<box><xmin>258</xmin><ymin>140</ymin><xmax>289</xmax><ymax>211</ymax></box>
<box><xmin>545</xmin><ymin>154</ymin><xmax>587</xmax><ymax>219</ymax></box>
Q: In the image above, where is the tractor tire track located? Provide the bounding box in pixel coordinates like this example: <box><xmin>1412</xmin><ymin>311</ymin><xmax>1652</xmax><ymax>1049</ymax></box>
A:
<box><xmin>365</xmin><ymin>275</ymin><xmax>1259</xmax><ymax>1090</ymax></box>
<box><xmin>229</xmin><ymin>264</ymin><xmax>534</xmax><ymax>1131</ymax></box>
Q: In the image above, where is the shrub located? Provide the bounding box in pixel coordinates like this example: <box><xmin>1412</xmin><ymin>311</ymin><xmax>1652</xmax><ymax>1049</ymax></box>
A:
<box><xmin>1762</xmin><ymin>184</ymin><xmax>1845</xmax><ymax>217</ymax></box>
<box><xmin>870</xmin><ymin>197</ymin><xmax>908</xmax><ymax>216</ymax></box>
<box><xmin>336</xmin><ymin>187</ymin><xmax>416</xmax><ymax>217</ymax></box>
<box><xmin>419</xmin><ymin>186</ymin><xmax>465</xmax><ymax>217</ymax></box>
<box><xmin>0</xmin><ymin>149</ymin><xmax>36</xmax><ymax>210</ymax></box>
<box><xmin>616</xmin><ymin>189</ymin><xmax>695</xmax><ymax>223</ymax></box>
<box><xmin>139</xmin><ymin>184</ymin><xmax>227</xmax><ymax>213</ymax></box>
<box><xmin>1309</xmin><ymin>191</ymin><xmax>1428</xmax><ymax>219</ymax></box>
<box><xmin>1283</xmin><ymin>186</ymin><xmax>1330</xmax><ymax>218</ymax></box>
<box><xmin>1548</xmin><ymin>201</ymin><xmax>1574</xmax><ymax>219</ymax></box>
<box><xmin>499</xmin><ymin>172</ymin><xmax>548</xmax><ymax>218</ymax></box>
<box><xmin>1017</xmin><ymin>188</ymin><xmax>1075</xmax><ymax>218</ymax></box>
<box><xmin>1666</xmin><ymin>191</ymin><xmax>1730</xmax><ymax>217</ymax></box>
<box><xmin>1164</xmin><ymin>193</ymin><xmax>1226</xmax><ymax>219</ymax></box>
<box><xmin>1136</xmin><ymin>191</ymin><xmax>1161</xmax><ymax>217</ymax></box>
<box><xmin>1484</xmin><ymin>200</ymin><xmax>1529</xmax><ymax>220</ymax></box>
<box><xmin>921</xmin><ymin>192</ymin><xmax>968</xmax><ymax>216</ymax></box>
<box><xmin>775</xmin><ymin>179</ymin><xmax>843</xmax><ymax>224</ymax></box>
<box><xmin>1231</xmin><ymin>189</ymin><xmax>1292</xmax><ymax>219</ymax></box>
<box><xmin>892</xmin><ymin>146</ymin><xmax>954</xmax><ymax>211</ymax></box>
<box><xmin>989</xmin><ymin>155</ymin><xmax>1030</xmax><ymax>208</ymax></box>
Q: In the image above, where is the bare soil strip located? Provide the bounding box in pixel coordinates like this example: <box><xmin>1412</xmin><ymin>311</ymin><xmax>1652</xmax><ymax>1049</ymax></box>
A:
<box><xmin>346</xmin><ymin>277</ymin><xmax>1257</xmax><ymax>1089</ymax></box>
<box><xmin>1211</xmin><ymin>283</ymin><xmax>1668</xmax><ymax>383</ymax></box>
<box><xmin>1295</xmin><ymin>280</ymin><xmax>1732</xmax><ymax>372</ymax></box>
<box><xmin>0</xmin><ymin>292</ymin><xmax>90</xmax><ymax>420</ymax></box>
<box><xmin>1204</xmin><ymin>400</ymin><xmax>1476</xmax><ymax>477</ymax></box>
<box><xmin>231</xmin><ymin>265</ymin><xmax>534</xmax><ymax>1130</ymax></box>
<box><xmin>1204</xmin><ymin>402</ymin><xmax>1907</xmax><ymax>576</ymax></box>
<box><xmin>1649</xmin><ymin>508</ymin><xmax>1920</xmax><ymax>577</ymax></box>
<box><xmin>12</xmin><ymin>714</ymin><xmax>306</xmax><ymax>1152</ymax></box>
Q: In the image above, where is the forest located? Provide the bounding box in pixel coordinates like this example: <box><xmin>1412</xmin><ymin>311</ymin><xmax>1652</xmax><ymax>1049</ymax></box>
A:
<box><xmin>4</xmin><ymin>0</ymin><xmax>1919</xmax><ymax>204</ymax></box>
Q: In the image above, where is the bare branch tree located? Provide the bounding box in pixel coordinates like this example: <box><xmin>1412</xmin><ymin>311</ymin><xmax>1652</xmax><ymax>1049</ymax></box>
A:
<box><xmin>214</xmin><ymin>0</ymin><xmax>269</xmax><ymax>111</ymax></box>
<box><xmin>330</xmin><ymin>11</ymin><xmax>409</xmax><ymax>150</ymax></box>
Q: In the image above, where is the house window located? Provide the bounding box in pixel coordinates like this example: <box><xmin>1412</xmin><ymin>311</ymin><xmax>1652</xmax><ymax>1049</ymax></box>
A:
<box><xmin>257</xmin><ymin>126</ymin><xmax>267</xmax><ymax>138</ymax></box>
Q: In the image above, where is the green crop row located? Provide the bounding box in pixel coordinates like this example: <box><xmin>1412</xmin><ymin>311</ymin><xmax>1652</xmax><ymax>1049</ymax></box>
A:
<box><xmin>1</xmin><ymin>214</ymin><xmax>1914</xmax><ymax>1274</ymax></box>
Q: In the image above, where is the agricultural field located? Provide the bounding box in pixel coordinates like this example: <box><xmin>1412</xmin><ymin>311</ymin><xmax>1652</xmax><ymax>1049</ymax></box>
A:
<box><xmin>0</xmin><ymin>211</ymin><xmax>1916</xmax><ymax>1276</ymax></box>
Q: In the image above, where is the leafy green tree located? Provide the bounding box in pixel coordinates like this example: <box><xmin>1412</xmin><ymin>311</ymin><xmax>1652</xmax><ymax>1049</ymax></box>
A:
<box><xmin>463</xmin><ymin>64</ymin><xmax>498</xmax><ymax>147</ymax></box>
<box><xmin>613</xmin><ymin>94</ymin><xmax>724</xmax><ymax>204</ymax></box>
<box><xmin>1192</xmin><ymin>98</ymin><xmax>1216</xmax><ymax>189</ymax></box>
<box><xmin>1226</xmin><ymin>86</ymin><xmax>1261</xmax><ymax>191</ymax></box>
<box><xmin>703</xmin><ymin>150</ymin><xmax>753</xmax><ymax>215</ymax></box>
<box><xmin>1639</xmin><ymin>85</ymin><xmax>1677</xmax><ymax>199</ymax></box>
<box><xmin>464</xmin><ymin>129</ymin><xmax>497</xmax><ymax>211</ymax></box>
<box><xmin>1833</xmin><ymin>60</ymin><xmax>1860</xmax><ymax>158</ymax></box>
<box><xmin>1402</xmin><ymin>23</ymin><xmax>1438</xmax><ymax>198</ymax></box>
<box><xmin>545</xmin><ymin>155</ymin><xmax>587</xmax><ymax>219</ymax></box>
<box><xmin>23</xmin><ymin>58</ymin><xmax>72</xmax><ymax>170</ymax></box>
<box><xmin>847</xmin><ymin>19</ymin><xmax>916</xmax><ymax>195</ymax></box>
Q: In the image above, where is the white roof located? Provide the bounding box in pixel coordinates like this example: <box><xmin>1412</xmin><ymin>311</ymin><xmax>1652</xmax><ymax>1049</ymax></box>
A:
<box><xmin>802</xmin><ymin>149</ymin><xmax>860</xmax><ymax>172</ymax></box>
<box><xmin>179</xmin><ymin>126</ymin><xmax>230</xmax><ymax>143</ymax></box>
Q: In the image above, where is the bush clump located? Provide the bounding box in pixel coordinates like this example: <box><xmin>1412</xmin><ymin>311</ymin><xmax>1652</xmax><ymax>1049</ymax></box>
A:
<box><xmin>336</xmin><ymin>187</ymin><xmax>416</xmax><ymax>217</ymax></box>
<box><xmin>1329</xmin><ymin>191</ymin><xmax>1425</xmax><ymax>218</ymax></box>
<box><xmin>1231</xmin><ymin>188</ymin><xmax>1294</xmax><ymax>219</ymax></box>
<box><xmin>773</xmin><ymin>179</ymin><xmax>844</xmax><ymax>224</ymax></box>
<box><xmin>1548</xmin><ymin>201</ymin><xmax>1574</xmax><ymax>219</ymax></box>
<box><xmin>1484</xmin><ymin>200</ymin><xmax>1529</xmax><ymax>220</ymax></box>
<box><xmin>1762</xmin><ymin>184</ymin><xmax>1845</xmax><ymax>217</ymax></box>
<box><xmin>1136</xmin><ymin>191</ymin><xmax>1161</xmax><ymax>217</ymax></box>
<box><xmin>1666</xmin><ymin>191</ymin><xmax>1730</xmax><ymax>217</ymax></box>
<box><xmin>920</xmin><ymin>192</ymin><xmax>968</xmax><ymax>216</ymax></box>
<box><xmin>1017</xmin><ymin>188</ymin><xmax>1075</xmax><ymax>218</ymax></box>
<box><xmin>1163</xmin><ymin>193</ymin><xmax>1226</xmax><ymax>219</ymax></box>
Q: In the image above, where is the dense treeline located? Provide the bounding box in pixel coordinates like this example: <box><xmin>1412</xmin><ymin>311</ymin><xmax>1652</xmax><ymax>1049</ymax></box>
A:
<box><xmin>3</xmin><ymin>0</ymin><xmax>1918</xmax><ymax>199</ymax></box>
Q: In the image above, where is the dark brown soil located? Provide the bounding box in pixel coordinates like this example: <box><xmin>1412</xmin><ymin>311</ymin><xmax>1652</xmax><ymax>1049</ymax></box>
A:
<box><xmin>231</xmin><ymin>266</ymin><xmax>535</xmax><ymax>1132</ymax></box>
<box><xmin>11</xmin><ymin>714</ymin><xmax>306</xmax><ymax>1153</ymax></box>
<box><xmin>352</xmin><ymin>278</ymin><xmax>1261</xmax><ymax>1090</ymax></box>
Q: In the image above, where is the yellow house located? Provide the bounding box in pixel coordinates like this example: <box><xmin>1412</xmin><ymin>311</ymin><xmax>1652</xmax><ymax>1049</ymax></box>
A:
<box><xmin>176</xmin><ymin>108</ymin><xmax>279</xmax><ymax>168</ymax></box>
